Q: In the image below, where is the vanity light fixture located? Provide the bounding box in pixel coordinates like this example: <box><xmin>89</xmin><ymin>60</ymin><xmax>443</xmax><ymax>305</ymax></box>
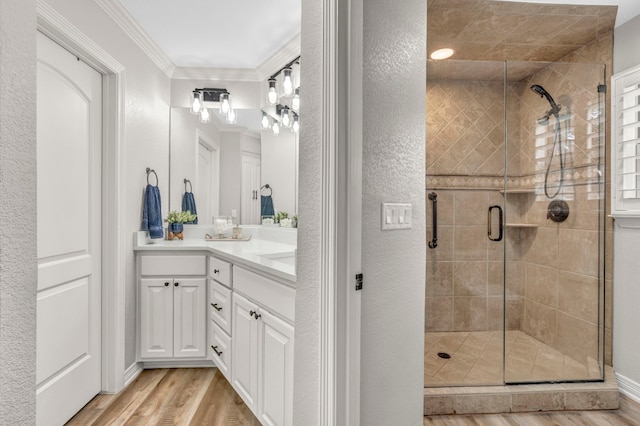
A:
<box><xmin>282</xmin><ymin>67</ymin><xmax>294</xmax><ymax>96</ymax></box>
<box><xmin>272</xmin><ymin>121</ymin><xmax>280</xmax><ymax>136</ymax></box>
<box><xmin>261</xmin><ymin>111</ymin><xmax>270</xmax><ymax>129</ymax></box>
<box><xmin>291</xmin><ymin>87</ymin><xmax>300</xmax><ymax>111</ymax></box>
<box><xmin>267</xmin><ymin>79</ymin><xmax>278</xmax><ymax>105</ymax></box>
<box><xmin>190</xmin><ymin>88</ymin><xmax>236</xmax><ymax>125</ymax></box>
<box><xmin>292</xmin><ymin>115</ymin><xmax>299</xmax><ymax>133</ymax></box>
<box><xmin>430</xmin><ymin>48</ymin><xmax>454</xmax><ymax>60</ymax></box>
<box><xmin>199</xmin><ymin>107</ymin><xmax>211</xmax><ymax>124</ymax></box>
<box><xmin>281</xmin><ymin>106</ymin><xmax>291</xmax><ymax>128</ymax></box>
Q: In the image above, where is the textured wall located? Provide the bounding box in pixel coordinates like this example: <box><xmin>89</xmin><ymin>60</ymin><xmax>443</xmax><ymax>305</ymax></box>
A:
<box><xmin>0</xmin><ymin>0</ymin><xmax>37</xmax><ymax>423</ymax></box>
<box><xmin>292</xmin><ymin>0</ymin><xmax>322</xmax><ymax>421</ymax></box>
<box><xmin>361</xmin><ymin>0</ymin><xmax>426</xmax><ymax>424</ymax></box>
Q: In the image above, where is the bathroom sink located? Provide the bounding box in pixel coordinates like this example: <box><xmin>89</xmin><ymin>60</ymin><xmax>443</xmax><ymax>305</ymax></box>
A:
<box><xmin>258</xmin><ymin>251</ymin><xmax>296</xmax><ymax>268</ymax></box>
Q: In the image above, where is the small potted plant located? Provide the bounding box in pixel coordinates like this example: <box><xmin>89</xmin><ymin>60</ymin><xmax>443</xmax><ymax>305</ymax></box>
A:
<box><xmin>165</xmin><ymin>210</ymin><xmax>197</xmax><ymax>240</ymax></box>
<box><xmin>275</xmin><ymin>211</ymin><xmax>289</xmax><ymax>224</ymax></box>
<box><xmin>292</xmin><ymin>214</ymin><xmax>298</xmax><ymax>228</ymax></box>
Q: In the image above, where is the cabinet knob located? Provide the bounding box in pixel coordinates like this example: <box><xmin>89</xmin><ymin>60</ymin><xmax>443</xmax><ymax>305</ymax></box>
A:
<box><xmin>214</xmin><ymin>269</ymin><xmax>220</xmax><ymax>274</ymax></box>
<box><xmin>174</xmin><ymin>282</ymin><xmax>179</xmax><ymax>287</ymax></box>
<box><xmin>211</xmin><ymin>303</ymin><xmax>222</xmax><ymax>312</ymax></box>
<box><xmin>164</xmin><ymin>282</ymin><xmax>170</xmax><ymax>287</ymax></box>
<box><xmin>211</xmin><ymin>345</ymin><xmax>223</xmax><ymax>356</ymax></box>
<box><xmin>254</xmin><ymin>313</ymin><xmax>261</xmax><ymax>320</ymax></box>
<box><xmin>250</xmin><ymin>310</ymin><xmax>261</xmax><ymax>320</ymax></box>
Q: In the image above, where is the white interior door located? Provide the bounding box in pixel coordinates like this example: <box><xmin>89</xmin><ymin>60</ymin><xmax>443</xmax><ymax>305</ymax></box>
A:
<box><xmin>241</xmin><ymin>154</ymin><xmax>261</xmax><ymax>224</ymax></box>
<box><xmin>36</xmin><ymin>32</ymin><xmax>102</xmax><ymax>426</ymax></box>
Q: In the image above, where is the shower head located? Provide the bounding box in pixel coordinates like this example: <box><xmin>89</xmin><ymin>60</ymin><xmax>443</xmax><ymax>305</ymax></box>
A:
<box><xmin>530</xmin><ymin>84</ymin><xmax>560</xmax><ymax>116</ymax></box>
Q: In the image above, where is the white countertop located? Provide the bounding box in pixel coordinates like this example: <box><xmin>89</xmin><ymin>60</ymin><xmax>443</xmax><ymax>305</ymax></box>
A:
<box><xmin>134</xmin><ymin>226</ymin><xmax>297</xmax><ymax>283</ymax></box>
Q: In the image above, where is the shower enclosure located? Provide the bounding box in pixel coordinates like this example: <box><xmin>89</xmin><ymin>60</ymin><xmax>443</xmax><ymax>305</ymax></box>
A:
<box><xmin>425</xmin><ymin>59</ymin><xmax>606</xmax><ymax>386</ymax></box>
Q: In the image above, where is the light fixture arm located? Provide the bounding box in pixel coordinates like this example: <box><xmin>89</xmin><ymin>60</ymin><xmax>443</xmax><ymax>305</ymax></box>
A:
<box><xmin>193</xmin><ymin>87</ymin><xmax>230</xmax><ymax>103</ymax></box>
<box><xmin>269</xmin><ymin>55</ymin><xmax>301</xmax><ymax>80</ymax></box>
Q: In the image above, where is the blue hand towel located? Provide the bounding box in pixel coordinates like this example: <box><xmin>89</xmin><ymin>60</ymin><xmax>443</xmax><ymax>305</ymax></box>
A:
<box><xmin>182</xmin><ymin>192</ymin><xmax>198</xmax><ymax>224</ymax></box>
<box><xmin>261</xmin><ymin>195</ymin><xmax>275</xmax><ymax>217</ymax></box>
<box><xmin>141</xmin><ymin>184</ymin><xmax>163</xmax><ymax>239</ymax></box>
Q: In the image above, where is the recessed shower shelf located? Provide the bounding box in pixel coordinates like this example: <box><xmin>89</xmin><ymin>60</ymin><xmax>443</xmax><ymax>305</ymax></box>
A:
<box><xmin>505</xmin><ymin>223</ymin><xmax>538</xmax><ymax>228</ymax></box>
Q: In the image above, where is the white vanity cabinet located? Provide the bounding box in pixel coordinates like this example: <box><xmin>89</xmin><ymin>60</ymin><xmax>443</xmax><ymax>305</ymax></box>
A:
<box><xmin>138</xmin><ymin>254</ymin><xmax>207</xmax><ymax>361</ymax></box>
<box><xmin>232</xmin><ymin>267</ymin><xmax>295</xmax><ymax>426</ymax></box>
<box><xmin>208</xmin><ymin>256</ymin><xmax>233</xmax><ymax>380</ymax></box>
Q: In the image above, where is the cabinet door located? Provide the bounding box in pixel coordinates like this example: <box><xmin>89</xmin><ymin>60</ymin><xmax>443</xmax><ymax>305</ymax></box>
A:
<box><xmin>173</xmin><ymin>278</ymin><xmax>206</xmax><ymax>358</ymax></box>
<box><xmin>231</xmin><ymin>293</ymin><xmax>259</xmax><ymax>410</ymax></box>
<box><xmin>140</xmin><ymin>278</ymin><xmax>173</xmax><ymax>359</ymax></box>
<box><xmin>258</xmin><ymin>310</ymin><xmax>294</xmax><ymax>426</ymax></box>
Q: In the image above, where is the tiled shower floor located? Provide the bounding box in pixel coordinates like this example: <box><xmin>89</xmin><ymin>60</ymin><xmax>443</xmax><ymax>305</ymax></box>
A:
<box><xmin>425</xmin><ymin>330</ymin><xmax>601</xmax><ymax>387</ymax></box>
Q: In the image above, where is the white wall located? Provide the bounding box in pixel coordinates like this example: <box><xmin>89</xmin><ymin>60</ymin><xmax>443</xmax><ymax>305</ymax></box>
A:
<box><xmin>612</xmin><ymin>13</ymin><xmax>640</xmax><ymax>400</ymax></box>
<box><xmin>261</xmin><ymin>131</ymin><xmax>298</xmax><ymax>216</ymax></box>
<box><xmin>43</xmin><ymin>0</ymin><xmax>172</xmax><ymax>370</ymax></box>
<box><xmin>0</xmin><ymin>0</ymin><xmax>37</xmax><ymax>423</ymax></box>
<box><xmin>360</xmin><ymin>0</ymin><xmax>426</xmax><ymax>423</ymax></box>
<box><xmin>614</xmin><ymin>13</ymin><xmax>640</xmax><ymax>74</ymax></box>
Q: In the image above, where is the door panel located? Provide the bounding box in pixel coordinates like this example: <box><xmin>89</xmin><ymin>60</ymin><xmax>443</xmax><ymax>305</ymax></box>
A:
<box><xmin>36</xmin><ymin>32</ymin><xmax>102</xmax><ymax>425</ymax></box>
<box><xmin>140</xmin><ymin>278</ymin><xmax>174</xmax><ymax>359</ymax></box>
<box><xmin>174</xmin><ymin>278</ymin><xmax>206</xmax><ymax>358</ymax></box>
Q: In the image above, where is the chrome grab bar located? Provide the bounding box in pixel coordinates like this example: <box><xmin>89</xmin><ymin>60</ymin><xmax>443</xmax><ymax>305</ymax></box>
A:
<box><xmin>487</xmin><ymin>205</ymin><xmax>503</xmax><ymax>242</ymax></box>
<box><xmin>428</xmin><ymin>192</ymin><xmax>438</xmax><ymax>249</ymax></box>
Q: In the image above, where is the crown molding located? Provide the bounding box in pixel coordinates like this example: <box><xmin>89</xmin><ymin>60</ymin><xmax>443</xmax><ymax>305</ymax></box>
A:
<box><xmin>256</xmin><ymin>33</ymin><xmax>302</xmax><ymax>81</ymax></box>
<box><xmin>95</xmin><ymin>0</ymin><xmax>175</xmax><ymax>78</ymax></box>
<box><xmin>172</xmin><ymin>67</ymin><xmax>261</xmax><ymax>82</ymax></box>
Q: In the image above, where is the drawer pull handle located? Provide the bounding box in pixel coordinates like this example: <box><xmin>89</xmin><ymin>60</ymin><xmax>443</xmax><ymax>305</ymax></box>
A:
<box><xmin>211</xmin><ymin>303</ymin><xmax>223</xmax><ymax>311</ymax></box>
<box><xmin>214</xmin><ymin>269</ymin><xmax>220</xmax><ymax>274</ymax></box>
<box><xmin>211</xmin><ymin>345</ymin><xmax>223</xmax><ymax>356</ymax></box>
<box><xmin>174</xmin><ymin>282</ymin><xmax>179</xmax><ymax>287</ymax></box>
<box><xmin>250</xmin><ymin>310</ymin><xmax>261</xmax><ymax>320</ymax></box>
<box><xmin>164</xmin><ymin>282</ymin><xmax>170</xmax><ymax>287</ymax></box>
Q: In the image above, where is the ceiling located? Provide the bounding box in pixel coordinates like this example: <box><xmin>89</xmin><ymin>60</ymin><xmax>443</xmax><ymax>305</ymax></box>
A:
<box><xmin>119</xmin><ymin>0</ymin><xmax>301</xmax><ymax>69</ymax></box>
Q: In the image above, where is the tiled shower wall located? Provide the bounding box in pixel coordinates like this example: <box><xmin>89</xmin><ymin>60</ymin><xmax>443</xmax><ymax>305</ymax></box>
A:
<box><xmin>425</xmin><ymin>33</ymin><xmax>613</xmax><ymax>366</ymax></box>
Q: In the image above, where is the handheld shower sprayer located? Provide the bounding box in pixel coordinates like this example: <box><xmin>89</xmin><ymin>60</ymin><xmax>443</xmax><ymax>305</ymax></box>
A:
<box><xmin>530</xmin><ymin>84</ymin><xmax>565</xmax><ymax>199</ymax></box>
<box><xmin>530</xmin><ymin>84</ymin><xmax>561</xmax><ymax>116</ymax></box>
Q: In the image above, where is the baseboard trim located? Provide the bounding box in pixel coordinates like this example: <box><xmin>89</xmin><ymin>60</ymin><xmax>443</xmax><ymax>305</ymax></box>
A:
<box><xmin>616</xmin><ymin>372</ymin><xmax>640</xmax><ymax>403</ymax></box>
<box><xmin>123</xmin><ymin>362</ymin><xmax>143</xmax><ymax>388</ymax></box>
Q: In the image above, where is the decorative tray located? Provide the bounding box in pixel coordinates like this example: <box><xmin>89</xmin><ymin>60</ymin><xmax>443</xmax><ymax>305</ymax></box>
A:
<box><xmin>204</xmin><ymin>235</ymin><xmax>252</xmax><ymax>242</ymax></box>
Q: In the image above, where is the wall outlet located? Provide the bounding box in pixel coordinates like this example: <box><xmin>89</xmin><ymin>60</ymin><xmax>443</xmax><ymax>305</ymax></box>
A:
<box><xmin>381</xmin><ymin>203</ymin><xmax>412</xmax><ymax>230</ymax></box>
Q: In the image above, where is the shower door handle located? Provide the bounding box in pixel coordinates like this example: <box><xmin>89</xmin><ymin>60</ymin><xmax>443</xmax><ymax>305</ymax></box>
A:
<box><xmin>428</xmin><ymin>192</ymin><xmax>438</xmax><ymax>249</ymax></box>
<box><xmin>487</xmin><ymin>205</ymin><xmax>503</xmax><ymax>242</ymax></box>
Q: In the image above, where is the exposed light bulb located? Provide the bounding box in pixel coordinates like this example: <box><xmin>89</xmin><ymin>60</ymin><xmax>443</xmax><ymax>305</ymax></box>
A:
<box><xmin>272</xmin><ymin>121</ymin><xmax>280</xmax><ymax>136</ymax></box>
<box><xmin>219</xmin><ymin>93</ymin><xmax>230</xmax><ymax>115</ymax></box>
<box><xmin>191</xmin><ymin>91</ymin><xmax>201</xmax><ymax>115</ymax></box>
<box><xmin>267</xmin><ymin>78</ymin><xmax>278</xmax><ymax>105</ymax></box>
<box><xmin>292</xmin><ymin>116</ymin><xmax>299</xmax><ymax>133</ymax></box>
<box><xmin>226</xmin><ymin>108</ymin><xmax>237</xmax><ymax>124</ymax></box>
<box><xmin>199</xmin><ymin>107</ymin><xmax>210</xmax><ymax>123</ymax></box>
<box><xmin>282</xmin><ymin>68</ymin><xmax>294</xmax><ymax>96</ymax></box>
<box><xmin>430</xmin><ymin>48</ymin><xmax>454</xmax><ymax>60</ymax></box>
<box><xmin>281</xmin><ymin>107</ymin><xmax>291</xmax><ymax>128</ymax></box>
<box><xmin>261</xmin><ymin>112</ymin><xmax>270</xmax><ymax>129</ymax></box>
<box><xmin>292</xmin><ymin>88</ymin><xmax>300</xmax><ymax>111</ymax></box>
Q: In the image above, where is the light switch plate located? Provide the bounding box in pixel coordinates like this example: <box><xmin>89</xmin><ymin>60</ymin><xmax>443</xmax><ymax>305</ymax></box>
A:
<box><xmin>381</xmin><ymin>203</ymin><xmax>412</xmax><ymax>230</ymax></box>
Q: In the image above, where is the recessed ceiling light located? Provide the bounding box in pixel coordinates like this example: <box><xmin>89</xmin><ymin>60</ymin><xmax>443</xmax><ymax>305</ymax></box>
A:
<box><xmin>430</xmin><ymin>48</ymin><xmax>454</xmax><ymax>60</ymax></box>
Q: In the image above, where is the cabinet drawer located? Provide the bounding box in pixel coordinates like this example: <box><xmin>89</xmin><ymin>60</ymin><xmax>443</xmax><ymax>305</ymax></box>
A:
<box><xmin>210</xmin><ymin>321</ymin><xmax>231</xmax><ymax>381</ymax></box>
<box><xmin>209</xmin><ymin>257</ymin><xmax>232</xmax><ymax>287</ymax></box>
<box><xmin>140</xmin><ymin>255</ymin><xmax>206</xmax><ymax>276</ymax></box>
<box><xmin>234</xmin><ymin>266</ymin><xmax>295</xmax><ymax>323</ymax></box>
<box><xmin>209</xmin><ymin>279</ymin><xmax>231</xmax><ymax>334</ymax></box>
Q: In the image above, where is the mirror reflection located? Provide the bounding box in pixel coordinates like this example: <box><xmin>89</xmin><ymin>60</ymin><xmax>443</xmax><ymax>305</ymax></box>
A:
<box><xmin>169</xmin><ymin>107</ymin><xmax>298</xmax><ymax>225</ymax></box>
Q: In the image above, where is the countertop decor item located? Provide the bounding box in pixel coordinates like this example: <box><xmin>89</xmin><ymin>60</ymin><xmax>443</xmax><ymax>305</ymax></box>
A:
<box><xmin>165</xmin><ymin>210</ymin><xmax>197</xmax><ymax>240</ymax></box>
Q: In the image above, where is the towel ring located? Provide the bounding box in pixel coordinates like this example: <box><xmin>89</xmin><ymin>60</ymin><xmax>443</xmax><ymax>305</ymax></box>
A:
<box><xmin>184</xmin><ymin>178</ymin><xmax>192</xmax><ymax>193</ymax></box>
<box><xmin>146</xmin><ymin>168</ymin><xmax>158</xmax><ymax>186</ymax></box>
<box><xmin>260</xmin><ymin>184</ymin><xmax>272</xmax><ymax>196</ymax></box>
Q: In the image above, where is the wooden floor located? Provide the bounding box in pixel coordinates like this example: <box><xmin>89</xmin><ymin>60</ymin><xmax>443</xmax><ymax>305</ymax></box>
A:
<box><xmin>66</xmin><ymin>368</ymin><xmax>260</xmax><ymax>425</ymax></box>
<box><xmin>67</xmin><ymin>368</ymin><xmax>640</xmax><ymax>425</ymax></box>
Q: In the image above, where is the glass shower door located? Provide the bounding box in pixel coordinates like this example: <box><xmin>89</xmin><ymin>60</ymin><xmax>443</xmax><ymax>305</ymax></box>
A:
<box><xmin>503</xmin><ymin>61</ymin><xmax>606</xmax><ymax>383</ymax></box>
<box><xmin>425</xmin><ymin>59</ymin><xmax>506</xmax><ymax>386</ymax></box>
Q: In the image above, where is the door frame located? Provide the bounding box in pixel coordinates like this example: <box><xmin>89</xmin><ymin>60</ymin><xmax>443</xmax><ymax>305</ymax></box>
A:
<box><xmin>37</xmin><ymin>2</ymin><xmax>126</xmax><ymax>393</ymax></box>
<box><xmin>195</xmin><ymin>129</ymin><xmax>220</xmax><ymax>219</ymax></box>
